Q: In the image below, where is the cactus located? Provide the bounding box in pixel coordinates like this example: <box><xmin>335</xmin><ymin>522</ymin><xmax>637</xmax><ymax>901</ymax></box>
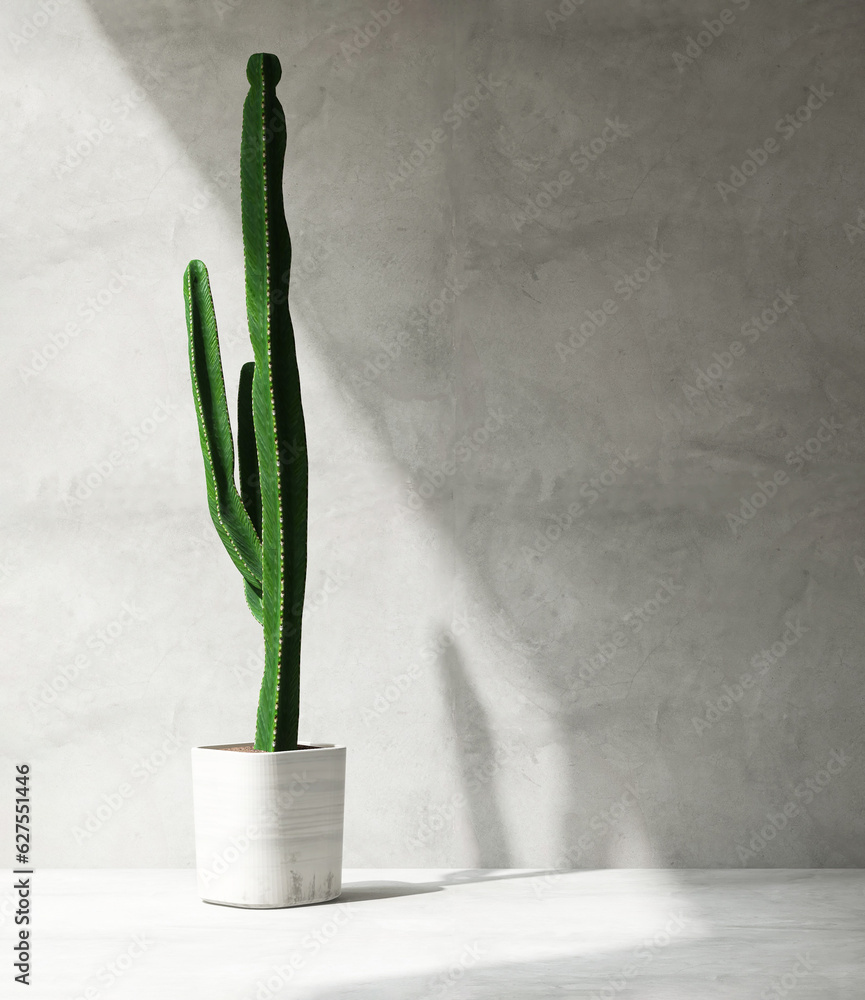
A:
<box><xmin>183</xmin><ymin>53</ymin><xmax>307</xmax><ymax>752</ymax></box>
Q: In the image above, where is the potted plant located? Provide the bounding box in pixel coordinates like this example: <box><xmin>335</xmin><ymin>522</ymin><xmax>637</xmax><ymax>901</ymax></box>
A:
<box><xmin>183</xmin><ymin>52</ymin><xmax>345</xmax><ymax>908</ymax></box>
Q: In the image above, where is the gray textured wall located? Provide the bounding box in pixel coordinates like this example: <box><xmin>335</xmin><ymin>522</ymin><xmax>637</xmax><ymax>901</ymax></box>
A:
<box><xmin>2</xmin><ymin>0</ymin><xmax>864</xmax><ymax>868</ymax></box>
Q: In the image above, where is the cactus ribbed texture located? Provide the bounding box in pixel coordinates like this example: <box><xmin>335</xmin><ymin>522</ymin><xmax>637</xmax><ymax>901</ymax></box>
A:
<box><xmin>183</xmin><ymin>53</ymin><xmax>308</xmax><ymax>752</ymax></box>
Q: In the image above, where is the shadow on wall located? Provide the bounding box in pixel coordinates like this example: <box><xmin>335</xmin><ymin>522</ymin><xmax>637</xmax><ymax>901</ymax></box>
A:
<box><xmin>79</xmin><ymin>0</ymin><xmax>669</xmax><ymax>869</ymax></box>
<box><xmin>441</xmin><ymin>640</ymin><xmax>513</xmax><ymax>866</ymax></box>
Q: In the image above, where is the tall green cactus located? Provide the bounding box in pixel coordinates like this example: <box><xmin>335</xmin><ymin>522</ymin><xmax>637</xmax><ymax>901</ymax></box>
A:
<box><xmin>183</xmin><ymin>52</ymin><xmax>308</xmax><ymax>753</ymax></box>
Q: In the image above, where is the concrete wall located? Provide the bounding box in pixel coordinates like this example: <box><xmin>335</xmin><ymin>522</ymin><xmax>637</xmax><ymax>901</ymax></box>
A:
<box><xmin>3</xmin><ymin>0</ymin><xmax>864</xmax><ymax>868</ymax></box>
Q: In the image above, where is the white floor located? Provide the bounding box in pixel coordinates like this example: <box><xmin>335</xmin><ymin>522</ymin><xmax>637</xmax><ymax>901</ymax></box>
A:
<box><xmin>8</xmin><ymin>868</ymin><xmax>865</xmax><ymax>998</ymax></box>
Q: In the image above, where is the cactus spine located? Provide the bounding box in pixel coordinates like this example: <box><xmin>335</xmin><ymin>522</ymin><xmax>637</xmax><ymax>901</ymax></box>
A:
<box><xmin>183</xmin><ymin>53</ymin><xmax>307</xmax><ymax>752</ymax></box>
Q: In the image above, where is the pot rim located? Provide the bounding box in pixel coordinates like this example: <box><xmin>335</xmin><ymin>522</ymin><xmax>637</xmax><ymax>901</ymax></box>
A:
<box><xmin>192</xmin><ymin>741</ymin><xmax>346</xmax><ymax>753</ymax></box>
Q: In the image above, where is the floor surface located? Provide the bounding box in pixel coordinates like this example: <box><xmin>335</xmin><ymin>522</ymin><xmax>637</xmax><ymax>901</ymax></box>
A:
<box><xmin>6</xmin><ymin>868</ymin><xmax>864</xmax><ymax>998</ymax></box>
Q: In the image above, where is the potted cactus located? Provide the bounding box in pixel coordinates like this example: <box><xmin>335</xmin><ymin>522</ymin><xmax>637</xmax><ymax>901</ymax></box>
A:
<box><xmin>184</xmin><ymin>53</ymin><xmax>345</xmax><ymax>908</ymax></box>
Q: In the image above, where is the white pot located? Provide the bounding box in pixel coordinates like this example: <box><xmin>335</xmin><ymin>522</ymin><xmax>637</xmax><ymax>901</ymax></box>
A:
<box><xmin>191</xmin><ymin>742</ymin><xmax>346</xmax><ymax>908</ymax></box>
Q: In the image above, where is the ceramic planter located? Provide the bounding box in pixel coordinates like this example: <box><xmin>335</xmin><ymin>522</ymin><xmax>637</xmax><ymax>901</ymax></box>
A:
<box><xmin>191</xmin><ymin>742</ymin><xmax>346</xmax><ymax>908</ymax></box>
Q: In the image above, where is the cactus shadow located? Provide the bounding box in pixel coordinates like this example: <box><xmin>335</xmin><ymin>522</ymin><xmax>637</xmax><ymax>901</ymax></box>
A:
<box><xmin>337</xmin><ymin>867</ymin><xmax>566</xmax><ymax>903</ymax></box>
<box><xmin>80</xmin><ymin>0</ymin><xmax>665</xmax><ymax>870</ymax></box>
<box><xmin>335</xmin><ymin>880</ymin><xmax>441</xmax><ymax>902</ymax></box>
<box><xmin>440</xmin><ymin>640</ymin><xmax>513</xmax><ymax>866</ymax></box>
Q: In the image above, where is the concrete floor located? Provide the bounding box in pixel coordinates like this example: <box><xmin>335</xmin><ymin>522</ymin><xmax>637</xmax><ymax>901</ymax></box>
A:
<box><xmin>16</xmin><ymin>868</ymin><xmax>865</xmax><ymax>997</ymax></box>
